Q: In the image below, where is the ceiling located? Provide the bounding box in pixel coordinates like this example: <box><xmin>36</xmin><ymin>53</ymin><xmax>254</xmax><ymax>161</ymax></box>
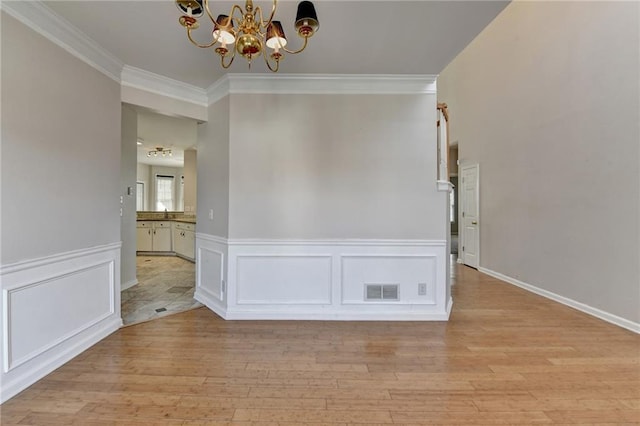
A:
<box><xmin>44</xmin><ymin>0</ymin><xmax>510</xmax><ymax>89</ymax></box>
<box><xmin>137</xmin><ymin>109</ymin><xmax>198</xmax><ymax>167</ymax></box>
<box><xmin>39</xmin><ymin>1</ymin><xmax>509</xmax><ymax>167</ymax></box>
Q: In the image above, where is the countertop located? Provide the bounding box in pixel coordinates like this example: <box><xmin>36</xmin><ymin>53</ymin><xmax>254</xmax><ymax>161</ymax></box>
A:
<box><xmin>137</xmin><ymin>218</ymin><xmax>197</xmax><ymax>224</ymax></box>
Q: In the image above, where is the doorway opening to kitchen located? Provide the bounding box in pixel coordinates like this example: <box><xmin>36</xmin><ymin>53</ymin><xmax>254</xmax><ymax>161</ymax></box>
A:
<box><xmin>122</xmin><ymin>107</ymin><xmax>201</xmax><ymax>325</ymax></box>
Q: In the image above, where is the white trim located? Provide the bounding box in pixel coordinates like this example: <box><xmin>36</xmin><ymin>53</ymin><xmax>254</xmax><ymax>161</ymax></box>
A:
<box><xmin>478</xmin><ymin>267</ymin><xmax>640</xmax><ymax>334</ymax></box>
<box><xmin>194</xmin><ymin>286</ymin><xmax>227</xmax><ymax>319</ymax></box>
<box><xmin>121</xmin><ymin>65</ymin><xmax>208</xmax><ymax>107</ymax></box>
<box><xmin>0</xmin><ymin>0</ymin><xmax>123</xmax><ymax>82</ymax></box>
<box><xmin>207</xmin><ymin>76</ymin><xmax>231</xmax><ymax>105</ymax></box>
<box><xmin>195</xmin><ymin>233</ymin><xmax>229</xmax><ymax>245</ymax></box>
<box><xmin>121</xmin><ymin>278</ymin><xmax>138</xmax><ymax>291</ymax></box>
<box><xmin>0</xmin><ymin>242</ymin><xmax>122</xmax><ymax>275</ymax></box>
<box><xmin>446</xmin><ymin>296</ymin><xmax>453</xmax><ymax>319</ymax></box>
<box><xmin>437</xmin><ymin>180</ymin><xmax>454</xmax><ymax>192</ymax></box>
<box><xmin>207</xmin><ymin>74</ymin><xmax>437</xmax><ymax>104</ymax></box>
<box><xmin>228</xmin><ymin>238</ymin><xmax>447</xmax><ymax>247</ymax></box>
<box><xmin>0</xmin><ymin>317</ymin><xmax>121</xmax><ymax>404</ymax></box>
<box><xmin>223</xmin><ymin>309</ymin><xmax>451</xmax><ymax>321</ymax></box>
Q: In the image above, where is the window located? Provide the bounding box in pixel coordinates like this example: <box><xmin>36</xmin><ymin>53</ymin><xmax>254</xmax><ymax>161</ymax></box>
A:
<box><xmin>156</xmin><ymin>175</ymin><xmax>174</xmax><ymax>211</ymax></box>
<box><xmin>136</xmin><ymin>182</ymin><xmax>144</xmax><ymax>211</ymax></box>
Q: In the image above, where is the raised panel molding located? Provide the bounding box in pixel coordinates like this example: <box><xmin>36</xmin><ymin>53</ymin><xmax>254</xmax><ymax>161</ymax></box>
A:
<box><xmin>3</xmin><ymin>261</ymin><xmax>115</xmax><ymax>372</ymax></box>
<box><xmin>235</xmin><ymin>255</ymin><xmax>332</xmax><ymax>305</ymax></box>
<box><xmin>1</xmin><ymin>0</ymin><xmax>123</xmax><ymax>82</ymax></box>
<box><xmin>0</xmin><ymin>243</ymin><xmax>122</xmax><ymax>403</ymax></box>
<box><xmin>341</xmin><ymin>255</ymin><xmax>438</xmax><ymax>305</ymax></box>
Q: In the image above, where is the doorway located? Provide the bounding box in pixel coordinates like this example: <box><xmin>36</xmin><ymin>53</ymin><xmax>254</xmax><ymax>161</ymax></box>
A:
<box><xmin>121</xmin><ymin>106</ymin><xmax>201</xmax><ymax>325</ymax></box>
<box><xmin>460</xmin><ymin>164</ymin><xmax>479</xmax><ymax>268</ymax></box>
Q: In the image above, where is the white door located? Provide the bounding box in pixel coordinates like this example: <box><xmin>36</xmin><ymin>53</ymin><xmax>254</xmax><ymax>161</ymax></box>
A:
<box><xmin>461</xmin><ymin>164</ymin><xmax>479</xmax><ymax>268</ymax></box>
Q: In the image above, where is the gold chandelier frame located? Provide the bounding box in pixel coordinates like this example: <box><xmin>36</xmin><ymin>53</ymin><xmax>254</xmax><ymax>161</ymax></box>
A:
<box><xmin>176</xmin><ymin>0</ymin><xmax>319</xmax><ymax>72</ymax></box>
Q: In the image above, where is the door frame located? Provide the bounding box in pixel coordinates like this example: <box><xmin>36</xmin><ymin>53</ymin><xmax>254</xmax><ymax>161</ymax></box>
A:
<box><xmin>459</xmin><ymin>163</ymin><xmax>480</xmax><ymax>267</ymax></box>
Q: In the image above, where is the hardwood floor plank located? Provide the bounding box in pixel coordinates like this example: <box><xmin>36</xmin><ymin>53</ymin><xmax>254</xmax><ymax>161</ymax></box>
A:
<box><xmin>1</xmin><ymin>261</ymin><xmax>638</xmax><ymax>424</ymax></box>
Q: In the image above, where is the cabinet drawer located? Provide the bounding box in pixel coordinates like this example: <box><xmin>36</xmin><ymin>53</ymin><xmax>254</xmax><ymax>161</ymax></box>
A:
<box><xmin>137</xmin><ymin>221</ymin><xmax>153</xmax><ymax>228</ymax></box>
<box><xmin>174</xmin><ymin>222</ymin><xmax>195</xmax><ymax>232</ymax></box>
<box><xmin>153</xmin><ymin>221</ymin><xmax>171</xmax><ymax>228</ymax></box>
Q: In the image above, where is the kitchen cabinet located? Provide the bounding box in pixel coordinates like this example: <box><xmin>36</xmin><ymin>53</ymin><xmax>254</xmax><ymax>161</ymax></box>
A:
<box><xmin>173</xmin><ymin>222</ymin><xmax>195</xmax><ymax>261</ymax></box>
<box><xmin>137</xmin><ymin>221</ymin><xmax>172</xmax><ymax>252</ymax></box>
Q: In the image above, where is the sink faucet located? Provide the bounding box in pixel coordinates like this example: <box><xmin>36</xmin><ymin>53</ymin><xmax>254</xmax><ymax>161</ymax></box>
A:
<box><xmin>164</xmin><ymin>208</ymin><xmax>168</xmax><ymax>219</ymax></box>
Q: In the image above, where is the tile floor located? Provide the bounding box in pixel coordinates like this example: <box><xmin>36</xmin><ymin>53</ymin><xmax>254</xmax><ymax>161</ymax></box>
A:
<box><xmin>121</xmin><ymin>255</ymin><xmax>202</xmax><ymax>325</ymax></box>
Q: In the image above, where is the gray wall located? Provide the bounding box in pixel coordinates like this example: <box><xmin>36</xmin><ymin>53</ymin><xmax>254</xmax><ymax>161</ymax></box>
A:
<box><xmin>121</xmin><ymin>105</ymin><xmax>137</xmax><ymax>288</ymax></box>
<box><xmin>1</xmin><ymin>13</ymin><xmax>121</xmax><ymax>264</ymax></box>
<box><xmin>228</xmin><ymin>94</ymin><xmax>445</xmax><ymax>240</ymax></box>
<box><xmin>197</xmin><ymin>96</ymin><xmax>230</xmax><ymax>237</ymax></box>
<box><xmin>437</xmin><ymin>1</ymin><xmax>640</xmax><ymax>322</ymax></box>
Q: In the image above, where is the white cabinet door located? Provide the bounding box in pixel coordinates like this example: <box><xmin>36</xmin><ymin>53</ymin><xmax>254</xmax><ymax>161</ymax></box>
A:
<box><xmin>184</xmin><ymin>230</ymin><xmax>195</xmax><ymax>260</ymax></box>
<box><xmin>153</xmin><ymin>227</ymin><xmax>172</xmax><ymax>251</ymax></box>
<box><xmin>172</xmin><ymin>226</ymin><xmax>184</xmax><ymax>254</ymax></box>
<box><xmin>136</xmin><ymin>227</ymin><xmax>152</xmax><ymax>251</ymax></box>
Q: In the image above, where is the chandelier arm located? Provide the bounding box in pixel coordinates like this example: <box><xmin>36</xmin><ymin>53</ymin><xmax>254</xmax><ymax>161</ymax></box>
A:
<box><xmin>187</xmin><ymin>27</ymin><xmax>220</xmax><ymax>48</ymax></box>
<box><xmin>202</xmin><ymin>0</ymin><xmax>217</xmax><ymax>25</ymax></box>
<box><xmin>281</xmin><ymin>35</ymin><xmax>309</xmax><ymax>55</ymax></box>
<box><xmin>229</xmin><ymin>3</ymin><xmax>245</xmax><ymax>25</ymax></box>
<box><xmin>221</xmin><ymin>49</ymin><xmax>236</xmax><ymax>69</ymax></box>
<box><xmin>263</xmin><ymin>52</ymin><xmax>280</xmax><ymax>72</ymax></box>
<box><xmin>254</xmin><ymin>0</ymin><xmax>277</xmax><ymax>29</ymax></box>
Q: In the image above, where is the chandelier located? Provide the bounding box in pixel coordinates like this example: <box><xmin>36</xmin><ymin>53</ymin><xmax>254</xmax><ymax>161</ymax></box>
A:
<box><xmin>175</xmin><ymin>0</ymin><xmax>319</xmax><ymax>72</ymax></box>
<box><xmin>147</xmin><ymin>147</ymin><xmax>173</xmax><ymax>157</ymax></box>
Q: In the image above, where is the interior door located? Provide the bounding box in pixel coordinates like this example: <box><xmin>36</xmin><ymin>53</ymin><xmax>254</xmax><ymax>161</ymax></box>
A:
<box><xmin>461</xmin><ymin>164</ymin><xmax>479</xmax><ymax>268</ymax></box>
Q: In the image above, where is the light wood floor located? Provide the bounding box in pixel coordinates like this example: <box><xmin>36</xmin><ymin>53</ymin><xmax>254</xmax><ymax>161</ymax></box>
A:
<box><xmin>2</xmin><ymin>263</ymin><xmax>639</xmax><ymax>424</ymax></box>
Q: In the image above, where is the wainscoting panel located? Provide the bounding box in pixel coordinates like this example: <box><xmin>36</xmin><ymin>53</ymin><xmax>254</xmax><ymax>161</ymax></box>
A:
<box><xmin>341</xmin><ymin>255</ymin><xmax>438</xmax><ymax>305</ymax></box>
<box><xmin>0</xmin><ymin>243</ymin><xmax>122</xmax><ymax>403</ymax></box>
<box><xmin>194</xmin><ymin>234</ymin><xmax>227</xmax><ymax>317</ymax></box>
<box><xmin>196</xmin><ymin>236</ymin><xmax>450</xmax><ymax>321</ymax></box>
<box><xmin>236</xmin><ymin>255</ymin><xmax>332</xmax><ymax>305</ymax></box>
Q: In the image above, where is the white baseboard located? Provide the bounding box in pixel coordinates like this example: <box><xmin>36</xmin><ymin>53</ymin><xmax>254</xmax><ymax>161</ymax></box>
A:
<box><xmin>194</xmin><ymin>288</ymin><xmax>227</xmax><ymax>320</ymax></box>
<box><xmin>223</xmin><ymin>309</ymin><xmax>451</xmax><ymax>321</ymax></box>
<box><xmin>478</xmin><ymin>267</ymin><xmax>640</xmax><ymax>334</ymax></box>
<box><xmin>121</xmin><ymin>278</ymin><xmax>138</xmax><ymax>291</ymax></box>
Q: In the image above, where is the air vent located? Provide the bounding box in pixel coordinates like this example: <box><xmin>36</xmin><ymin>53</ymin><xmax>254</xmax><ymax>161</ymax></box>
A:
<box><xmin>365</xmin><ymin>284</ymin><xmax>399</xmax><ymax>301</ymax></box>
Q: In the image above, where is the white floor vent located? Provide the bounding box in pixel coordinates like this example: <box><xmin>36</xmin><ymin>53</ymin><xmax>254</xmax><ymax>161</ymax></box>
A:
<box><xmin>365</xmin><ymin>284</ymin><xmax>399</xmax><ymax>301</ymax></box>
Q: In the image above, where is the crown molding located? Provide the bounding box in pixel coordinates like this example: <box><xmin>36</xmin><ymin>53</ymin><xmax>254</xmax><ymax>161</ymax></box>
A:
<box><xmin>121</xmin><ymin>66</ymin><xmax>208</xmax><ymax>107</ymax></box>
<box><xmin>207</xmin><ymin>74</ymin><xmax>437</xmax><ymax>104</ymax></box>
<box><xmin>1</xmin><ymin>0</ymin><xmax>123</xmax><ymax>82</ymax></box>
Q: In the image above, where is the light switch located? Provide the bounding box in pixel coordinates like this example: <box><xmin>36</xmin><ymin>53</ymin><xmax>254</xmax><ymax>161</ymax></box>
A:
<box><xmin>209</xmin><ymin>209</ymin><xmax>214</xmax><ymax>220</ymax></box>
<box><xmin>120</xmin><ymin>196</ymin><xmax>123</xmax><ymax>204</ymax></box>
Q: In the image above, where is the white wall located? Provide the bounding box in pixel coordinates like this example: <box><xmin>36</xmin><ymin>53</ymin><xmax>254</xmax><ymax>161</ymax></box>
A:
<box><xmin>121</xmin><ymin>105</ymin><xmax>138</xmax><ymax>289</ymax></box>
<box><xmin>229</xmin><ymin>94</ymin><xmax>444</xmax><ymax>240</ymax></box>
<box><xmin>437</xmin><ymin>1</ymin><xmax>640</xmax><ymax>326</ymax></box>
<box><xmin>0</xmin><ymin>13</ymin><xmax>122</xmax><ymax>402</ymax></box>
<box><xmin>183</xmin><ymin>149</ymin><xmax>197</xmax><ymax>216</ymax></box>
